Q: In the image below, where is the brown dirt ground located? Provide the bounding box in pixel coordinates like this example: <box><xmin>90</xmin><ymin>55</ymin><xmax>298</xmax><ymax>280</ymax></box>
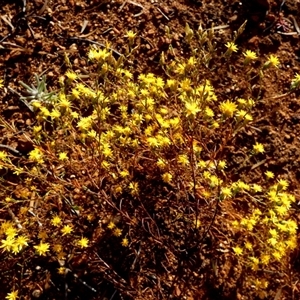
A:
<box><xmin>0</xmin><ymin>0</ymin><xmax>300</xmax><ymax>299</ymax></box>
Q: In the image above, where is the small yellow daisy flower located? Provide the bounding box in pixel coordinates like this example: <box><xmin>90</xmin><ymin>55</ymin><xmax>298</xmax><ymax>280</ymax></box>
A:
<box><xmin>77</xmin><ymin>237</ymin><xmax>89</xmax><ymax>248</ymax></box>
<box><xmin>253</xmin><ymin>142</ymin><xmax>264</xmax><ymax>154</ymax></box>
<box><xmin>232</xmin><ymin>246</ymin><xmax>243</xmax><ymax>256</ymax></box>
<box><xmin>51</xmin><ymin>215</ymin><xmax>62</xmax><ymax>226</ymax></box>
<box><xmin>121</xmin><ymin>238</ymin><xmax>129</xmax><ymax>247</ymax></box>
<box><xmin>263</xmin><ymin>54</ymin><xmax>280</xmax><ymax>69</ymax></box>
<box><xmin>65</xmin><ymin>70</ymin><xmax>77</xmax><ymax>81</ymax></box>
<box><xmin>61</xmin><ymin>225</ymin><xmax>73</xmax><ymax>236</ymax></box>
<box><xmin>34</xmin><ymin>242</ymin><xmax>50</xmax><ymax>256</ymax></box>
<box><xmin>243</xmin><ymin>50</ymin><xmax>257</xmax><ymax>64</ymax></box>
<box><xmin>5</xmin><ymin>290</ymin><xmax>19</xmax><ymax>300</ymax></box>
<box><xmin>224</xmin><ymin>41</ymin><xmax>238</xmax><ymax>56</ymax></box>
<box><xmin>265</xmin><ymin>171</ymin><xmax>274</xmax><ymax>179</ymax></box>
<box><xmin>277</xmin><ymin>179</ymin><xmax>289</xmax><ymax>190</ymax></box>
<box><xmin>58</xmin><ymin>152</ymin><xmax>68</xmax><ymax>161</ymax></box>
<box><xmin>219</xmin><ymin>100</ymin><xmax>237</xmax><ymax>118</ymax></box>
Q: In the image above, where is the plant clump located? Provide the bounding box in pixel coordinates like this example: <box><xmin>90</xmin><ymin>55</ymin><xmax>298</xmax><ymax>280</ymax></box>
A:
<box><xmin>0</xmin><ymin>24</ymin><xmax>298</xmax><ymax>299</ymax></box>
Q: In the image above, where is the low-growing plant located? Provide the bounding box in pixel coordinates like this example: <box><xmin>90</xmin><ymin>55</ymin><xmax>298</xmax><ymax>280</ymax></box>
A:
<box><xmin>0</xmin><ymin>23</ymin><xmax>298</xmax><ymax>299</ymax></box>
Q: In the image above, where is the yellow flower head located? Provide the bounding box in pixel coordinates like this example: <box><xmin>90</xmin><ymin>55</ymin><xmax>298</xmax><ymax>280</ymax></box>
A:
<box><xmin>125</xmin><ymin>30</ymin><xmax>137</xmax><ymax>40</ymax></box>
<box><xmin>162</xmin><ymin>172</ymin><xmax>172</xmax><ymax>183</ymax></box>
<box><xmin>77</xmin><ymin>237</ymin><xmax>89</xmax><ymax>248</ymax></box>
<box><xmin>225</xmin><ymin>42</ymin><xmax>238</xmax><ymax>54</ymax></box>
<box><xmin>253</xmin><ymin>142</ymin><xmax>265</xmax><ymax>154</ymax></box>
<box><xmin>65</xmin><ymin>70</ymin><xmax>77</xmax><ymax>81</ymax></box>
<box><xmin>291</xmin><ymin>73</ymin><xmax>300</xmax><ymax>89</ymax></box>
<box><xmin>264</xmin><ymin>54</ymin><xmax>280</xmax><ymax>69</ymax></box>
<box><xmin>58</xmin><ymin>152</ymin><xmax>68</xmax><ymax>161</ymax></box>
<box><xmin>221</xmin><ymin>187</ymin><xmax>232</xmax><ymax>199</ymax></box>
<box><xmin>277</xmin><ymin>179</ymin><xmax>289</xmax><ymax>191</ymax></box>
<box><xmin>219</xmin><ymin>100</ymin><xmax>237</xmax><ymax>118</ymax></box>
<box><xmin>113</xmin><ymin>228</ymin><xmax>122</xmax><ymax>237</ymax></box>
<box><xmin>29</xmin><ymin>148</ymin><xmax>44</xmax><ymax>164</ymax></box>
<box><xmin>232</xmin><ymin>246</ymin><xmax>243</xmax><ymax>256</ymax></box>
<box><xmin>265</xmin><ymin>171</ymin><xmax>274</xmax><ymax>179</ymax></box>
<box><xmin>121</xmin><ymin>238</ymin><xmax>129</xmax><ymax>247</ymax></box>
<box><xmin>185</xmin><ymin>102</ymin><xmax>200</xmax><ymax>117</ymax></box>
<box><xmin>15</xmin><ymin>235</ymin><xmax>29</xmax><ymax>251</ymax></box>
<box><xmin>0</xmin><ymin>151</ymin><xmax>8</xmax><ymax>161</ymax></box>
<box><xmin>34</xmin><ymin>242</ymin><xmax>50</xmax><ymax>256</ymax></box>
<box><xmin>61</xmin><ymin>225</ymin><xmax>73</xmax><ymax>236</ymax></box>
<box><xmin>51</xmin><ymin>215</ymin><xmax>62</xmax><ymax>226</ymax></box>
<box><xmin>243</xmin><ymin>50</ymin><xmax>258</xmax><ymax>63</ymax></box>
<box><xmin>5</xmin><ymin>290</ymin><xmax>19</xmax><ymax>300</ymax></box>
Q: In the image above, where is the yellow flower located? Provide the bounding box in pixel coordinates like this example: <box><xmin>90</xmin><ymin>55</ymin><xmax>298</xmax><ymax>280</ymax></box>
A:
<box><xmin>0</xmin><ymin>151</ymin><xmax>8</xmax><ymax>161</ymax></box>
<box><xmin>235</xmin><ymin>110</ymin><xmax>253</xmax><ymax>122</ymax></box>
<box><xmin>125</xmin><ymin>30</ymin><xmax>136</xmax><ymax>41</ymax></box>
<box><xmin>253</xmin><ymin>142</ymin><xmax>264</xmax><ymax>154</ymax></box>
<box><xmin>177</xmin><ymin>154</ymin><xmax>189</xmax><ymax>166</ymax></box>
<box><xmin>128</xmin><ymin>182</ymin><xmax>139</xmax><ymax>195</ymax></box>
<box><xmin>121</xmin><ymin>238</ymin><xmax>129</xmax><ymax>247</ymax></box>
<box><xmin>5</xmin><ymin>290</ymin><xmax>18</xmax><ymax>300</ymax></box>
<box><xmin>5</xmin><ymin>227</ymin><xmax>18</xmax><ymax>239</ymax></box>
<box><xmin>267</xmin><ymin>237</ymin><xmax>277</xmax><ymax>246</ymax></box>
<box><xmin>58</xmin><ymin>267</ymin><xmax>66</xmax><ymax>275</ymax></box>
<box><xmin>291</xmin><ymin>73</ymin><xmax>300</xmax><ymax>89</ymax></box>
<box><xmin>219</xmin><ymin>100</ymin><xmax>237</xmax><ymax>117</ymax></box>
<box><xmin>272</xmin><ymin>251</ymin><xmax>282</xmax><ymax>261</ymax></box>
<box><xmin>264</xmin><ymin>54</ymin><xmax>280</xmax><ymax>68</ymax></box>
<box><xmin>244</xmin><ymin>241</ymin><xmax>252</xmax><ymax>250</ymax></box>
<box><xmin>232</xmin><ymin>220</ymin><xmax>239</xmax><ymax>228</ymax></box>
<box><xmin>225</xmin><ymin>41</ymin><xmax>238</xmax><ymax>53</ymax></box>
<box><xmin>1</xmin><ymin>237</ymin><xmax>15</xmax><ymax>252</ymax></box>
<box><xmin>232</xmin><ymin>246</ymin><xmax>243</xmax><ymax>256</ymax></box>
<box><xmin>147</xmin><ymin>137</ymin><xmax>160</xmax><ymax>148</ymax></box>
<box><xmin>65</xmin><ymin>70</ymin><xmax>77</xmax><ymax>81</ymax></box>
<box><xmin>88</xmin><ymin>47</ymin><xmax>110</xmax><ymax>61</ymax></box>
<box><xmin>0</xmin><ymin>79</ymin><xmax>4</xmax><ymax>88</ymax></box>
<box><xmin>252</xmin><ymin>184</ymin><xmax>262</xmax><ymax>193</ymax></box>
<box><xmin>119</xmin><ymin>169</ymin><xmax>129</xmax><ymax>178</ymax></box>
<box><xmin>34</xmin><ymin>242</ymin><xmax>50</xmax><ymax>256</ymax></box>
<box><xmin>221</xmin><ymin>187</ymin><xmax>232</xmax><ymax>199</ymax></box>
<box><xmin>275</xmin><ymin>205</ymin><xmax>288</xmax><ymax>216</ymax></box>
<box><xmin>58</xmin><ymin>152</ymin><xmax>68</xmax><ymax>161</ymax></box>
<box><xmin>50</xmin><ymin>109</ymin><xmax>61</xmax><ymax>119</ymax></box>
<box><xmin>277</xmin><ymin>179</ymin><xmax>289</xmax><ymax>191</ymax></box>
<box><xmin>59</xmin><ymin>97</ymin><xmax>71</xmax><ymax>110</ymax></box>
<box><xmin>61</xmin><ymin>225</ymin><xmax>73</xmax><ymax>236</ymax></box>
<box><xmin>162</xmin><ymin>172</ymin><xmax>172</xmax><ymax>183</ymax></box>
<box><xmin>261</xmin><ymin>254</ymin><xmax>270</xmax><ymax>265</ymax></box>
<box><xmin>15</xmin><ymin>235</ymin><xmax>29</xmax><ymax>251</ymax></box>
<box><xmin>40</xmin><ymin>106</ymin><xmax>50</xmax><ymax>117</ymax></box>
<box><xmin>29</xmin><ymin>148</ymin><xmax>44</xmax><ymax>164</ymax></box>
<box><xmin>51</xmin><ymin>215</ymin><xmax>62</xmax><ymax>226</ymax></box>
<box><xmin>269</xmin><ymin>229</ymin><xmax>278</xmax><ymax>238</ymax></box>
<box><xmin>285</xmin><ymin>220</ymin><xmax>297</xmax><ymax>234</ymax></box>
<box><xmin>77</xmin><ymin>237</ymin><xmax>89</xmax><ymax>248</ymax></box>
<box><xmin>113</xmin><ymin>228</ymin><xmax>122</xmax><ymax>237</ymax></box>
<box><xmin>157</xmin><ymin>158</ymin><xmax>167</xmax><ymax>169</ymax></box>
<box><xmin>107</xmin><ymin>222</ymin><xmax>115</xmax><ymax>230</ymax></box>
<box><xmin>185</xmin><ymin>102</ymin><xmax>200</xmax><ymax>117</ymax></box>
<box><xmin>249</xmin><ymin>256</ymin><xmax>259</xmax><ymax>271</ymax></box>
<box><xmin>243</xmin><ymin>50</ymin><xmax>257</xmax><ymax>63</ymax></box>
<box><xmin>218</xmin><ymin>160</ymin><xmax>227</xmax><ymax>170</ymax></box>
<box><xmin>265</xmin><ymin>171</ymin><xmax>274</xmax><ymax>179</ymax></box>
<box><xmin>77</xmin><ymin>116</ymin><xmax>93</xmax><ymax>131</ymax></box>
